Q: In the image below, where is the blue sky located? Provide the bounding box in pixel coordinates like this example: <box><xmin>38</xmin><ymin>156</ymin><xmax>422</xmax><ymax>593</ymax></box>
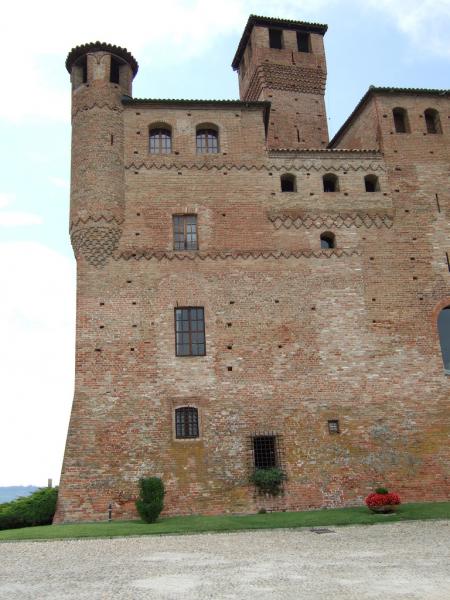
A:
<box><xmin>1</xmin><ymin>0</ymin><xmax>449</xmax><ymax>486</ymax></box>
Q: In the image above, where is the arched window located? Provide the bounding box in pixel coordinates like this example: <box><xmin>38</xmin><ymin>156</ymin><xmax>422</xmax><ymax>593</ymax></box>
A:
<box><xmin>175</xmin><ymin>407</ymin><xmax>199</xmax><ymax>438</ymax></box>
<box><xmin>196</xmin><ymin>127</ymin><xmax>219</xmax><ymax>153</ymax></box>
<box><xmin>365</xmin><ymin>174</ymin><xmax>380</xmax><ymax>192</ymax></box>
<box><xmin>280</xmin><ymin>173</ymin><xmax>296</xmax><ymax>192</ymax></box>
<box><xmin>320</xmin><ymin>232</ymin><xmax>335</xmax><ymax>249</ymax></box>
<box><xmin>149</xmin><ymin>126</ymin><xmax>172</xmax><ymax>154</ymax></box>
<box><xmin>437</xmin><ymin>306</ymin><xmax>450</xmax><ymax>374</ymax></box>
<box><xmin>323</xmin><ymin>173</ymin><xmax>339</xmax><ymax>193</ymax></box>
<box><xmin>424</xmin><ymin>109</ymin><xmax>442</xmax><ymax>134</ymax></box>
<box><xmin>393</xmin><ymin>107</ymin><xmax>409</xmax><ymax>133</ymax></box>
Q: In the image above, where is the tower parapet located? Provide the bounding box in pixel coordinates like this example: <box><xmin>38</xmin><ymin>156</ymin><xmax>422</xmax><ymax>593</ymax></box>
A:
<box><xmin>66</xmin><ymin>42</ymin><xmax>138</xmax><ymax>266</ymax></box>
<box><xmin>232</xmin><ymin>15</ymin><xmax>328</xmax><ymax>149</ymax></box>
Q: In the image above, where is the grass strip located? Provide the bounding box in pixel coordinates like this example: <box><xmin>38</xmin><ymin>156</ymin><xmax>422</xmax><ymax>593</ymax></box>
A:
<box><xmin>0</xmin><ymin>501</ymin><xmax>448</xmax><ymax>542</ymax></box>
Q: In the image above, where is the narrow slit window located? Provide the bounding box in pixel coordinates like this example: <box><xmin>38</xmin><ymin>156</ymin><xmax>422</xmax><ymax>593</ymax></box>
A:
<box><xmin>424</xmin><ymin>109</ymin><xmax>442</xmax><ymax>134</ymax></box>
<box><xmin>175</xmin><ymin>407</ymin><xmax>199</xmax><ymax>439</ymax></box>
<box><xmin>175</xmin><ymin>307</ymin><xmax>205</xmax><ymax>356</ymax></box>
<box><xmin>110</xmin><ymin>57</ymin><xmax>120</xmax><ymax>84</ymax></box>
<box><xmin>149</xmin><ymin>127</ymin><xmax>172</xmax><ymax>154</ymax></box>
<box><xmin>297</xmin><ymin>31</ymin><xmax>310</xmax><ymax>52</ymax></box>
<box><xmin>253</xmin><ymin>435</ymin><xmax>278</xmax><ymax>469</ymax></box>
<box><xmin>438</xmin><ymin>306</ymin><xmax>450</xmax><ymax>374</ymax></box>
<box><xmin>269</xmin><ymin>29</ymin><xmax>283</xmax><ymax>49</ymax></box>
<box><xmin>196</xmin><ymin>128</ymin><xmax>219</xmax><ymax>153</ymax></box>
<box><xmin>173</xmin><ymin>215</ymin><xmax>198</xmax><ymax>251</ymax></box>
<box><xmin>328</xmin><ymin>420</ymin><xmax>340</xmax><ymax>434</ymax></box>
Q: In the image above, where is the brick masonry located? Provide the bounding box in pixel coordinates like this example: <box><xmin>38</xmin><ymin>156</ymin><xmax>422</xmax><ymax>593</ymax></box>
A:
<box><xmin>54</xmin><ymin>16</ymin><xmax>450</xmax><ymax>523</ymax></box>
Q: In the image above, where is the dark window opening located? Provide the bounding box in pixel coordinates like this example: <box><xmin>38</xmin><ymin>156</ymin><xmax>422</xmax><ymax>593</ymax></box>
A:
<box><xmin>253</xmin><ymin>435</ymin><xmax>277</xmax><ymax>469</ymax></box>
<box><xmin>110</xmin><ymin>57</ymin><xmax>120</xmax><ymax>84</ymax></box>
<box><xmin>175</xmin><ymin>407</ymin><xmax>199</xmax><ymax>439</ymax></box>
<box><xmin>149</xmin><ymin>127</ymin><xmax>172</xmax><ymax>154</ymax></box>
<box><xmin>196</xmin><ymin>128</ymin><xmax>219</xmax><ymax>153</ymax></box>
<box><xmin>323</xmin><ymin>173</ymin><xmax>339</xmax><ymax>192</ymax></box>
<box><xmin>281</xmin><ymin>173</ymin><xmax>296</xmax><ymax>192</ymax></box>
<box><xmin>80</xmin><ymin>56</ymin><xmax>87</xmax><ymax>83</ymax></box>
<box><xmin>320</xmin><ymin>232</ymin><xmax>335</xmax><ymax>249</ymax></box>
<box><xmin>328</xmin><ymin>420</ymin><xmax>340</xmax><ymax>434</ymax></box>
<box><xmin>393</xmin><ymin>107</ymin><xmax>409</xmax><ymax>133</ymax></box>
<box><xmin>438</xmin><ymin>306</ymin><xmax>450</xmax><ymax>373</ymax></box>
<box><xmin>173</xmin><ymin>214</ymin><xmax>198</xmax><ymax>251</ymax></box>
<box><xmin>365</xmin><ymin>174</ymin><xmax>380</xmax><ymax>192</ymax></box>
<box><xmin>269</xmin><ymin>28</ymin><xmax>283</xmax><ymax>49</ymax></box>
<box><xmin>297</xmin><ymin>31</ymin><xmax>310</xmax><ymax>52</ymax></box>
<box><xmin>175</xmin><ymin>307</ymin><xmax>205</xmax><ymax>356</ymax></box>
<box><xmin>425</xmin><ymin>109</ymin><xmax>442</xmax><ymax>134</ymax></box>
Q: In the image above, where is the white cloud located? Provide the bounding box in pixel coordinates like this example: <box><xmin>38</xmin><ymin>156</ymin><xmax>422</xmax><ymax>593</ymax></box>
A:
<box><xmin>0</xmin><ymin>193</ymin><xmax>43</xmax><ymax>226</ymax></box>
<box><xmin>366</xmin><ymin>0</ymin><xmax>450</xmax><ymax>58</ymax></box>
<box><xmin>1</xmin><ymin>0</ymin><xmax>448</xmax><ymax>122</ymax></box>
<box><xmin>0</xmin><ymin>242</ymin><xmax>76</xmax><ymax>485</ymax></box>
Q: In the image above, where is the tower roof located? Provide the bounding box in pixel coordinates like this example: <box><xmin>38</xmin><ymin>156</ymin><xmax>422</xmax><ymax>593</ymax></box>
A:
<box><xmin>66</xmin><ymin>42</ymin><xmax>138</xmax><ymax>75</ymax></box>
<box><xmin>231</xmin><ymin>14</ymin><xmax>328</xmax><ymax>70</ymax></box>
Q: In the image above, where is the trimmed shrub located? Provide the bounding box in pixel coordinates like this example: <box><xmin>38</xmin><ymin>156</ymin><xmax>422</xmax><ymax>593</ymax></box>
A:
<box><xmin>251</xmin><ymin>468</ymin><xmax>285</xmax><ymax>496</ymax></box>
<box><xmin>135</xmin><ymin>477</ymin><xmax>165</xmax><ymax>523</ymax></box>
<box><xmin>0</xmin><ymin>487</ymin><xmax>58</xmax><ymax>530</ymax></box>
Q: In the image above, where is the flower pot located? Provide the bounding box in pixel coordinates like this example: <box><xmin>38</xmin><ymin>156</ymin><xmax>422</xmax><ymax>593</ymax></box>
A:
<box><xmin>369</xmin><ymin>505</ymin><xmax>396</xmax><ymax>514</ymax></box>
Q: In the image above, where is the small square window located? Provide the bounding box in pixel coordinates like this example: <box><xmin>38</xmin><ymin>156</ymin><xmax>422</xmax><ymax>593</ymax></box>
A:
<box><xmin>327</xmin><ymin>420</ymin><xmax>340</xmax><ymax>434</ymax></box>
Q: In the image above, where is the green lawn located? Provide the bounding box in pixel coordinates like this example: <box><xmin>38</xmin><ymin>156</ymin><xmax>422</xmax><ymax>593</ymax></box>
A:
<box><xmin>0</xmin><ymin>502</ymin><xmax>448</xmax><ymax>542</ymax></box>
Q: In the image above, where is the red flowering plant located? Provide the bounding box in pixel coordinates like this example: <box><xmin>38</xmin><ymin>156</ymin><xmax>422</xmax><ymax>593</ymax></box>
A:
<box><xmin>365</xmin><ymin>487</ymin><xmax>401</xmax><ymax>513</ymax></box>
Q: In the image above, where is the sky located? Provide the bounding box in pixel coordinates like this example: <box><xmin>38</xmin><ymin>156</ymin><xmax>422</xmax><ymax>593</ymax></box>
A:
<box><xmin>0</xmin><ymin>0</ymin><xmax>449</xmax><ymax>487</ymax></box>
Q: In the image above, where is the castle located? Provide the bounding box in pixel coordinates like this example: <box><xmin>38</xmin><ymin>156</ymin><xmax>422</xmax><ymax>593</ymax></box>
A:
<box><xmin>54</xmin><ymin>15</ymin><xmax>450</xmax><ymax>522</ymax></box>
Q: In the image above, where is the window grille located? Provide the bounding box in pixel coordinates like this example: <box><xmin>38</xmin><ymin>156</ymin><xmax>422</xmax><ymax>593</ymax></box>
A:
<box><xmin>251</xmin><ymin>433</ymin><xmax>283</xmax><ymax>469</ymax></box>
<box><xmin>149</xmin><ymin>128</ymin><xmax>172</xmax><ymax>154</ymax></box>
<box><xmin>175</xmin><ymin>407</ymin><xmax>199</xmax><ymax>438</ymax></box>
<box><xmin>175</xmin><ymin>307</ymin><xmax>205</xmax><ymax>356</ymax></box>
<box><xmin>327</xmin><ymin>420</ymin><xmax>340</xmax><ymax>434</ymax></box>
<box><xmin>173</xmin><ymin>215</ymin><xmax>198</xmax><ymax>250</ymax></box>
<box><xmin>196</xmin><ymin>128</ymin><xmax>219</xmax><ymax>153</ymax></box>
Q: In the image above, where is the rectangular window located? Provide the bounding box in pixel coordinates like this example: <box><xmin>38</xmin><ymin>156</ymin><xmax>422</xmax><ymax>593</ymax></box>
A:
<box><xmin>175</xmin><ymin>307</ymin><xmax>205</xmax><ymax>356</ymax></box>
<box><xmin>110</xmin><ymin>57</ymin><xmax>120</xmax><ymax>84</ymax></box>
<box><xmin>297</xmin><ymin>32</ymin><xmax>310</xmax><ymax>53</ymax></box>
<box><xmin>327</xmin><ymin>420</ymin><xmax>340</xmax><ymax>434</ymax></box>
<box><xmin>175</xmin><ymin>407</ymin><xmax>199</xmax><ymax>439</ymax></box>
<box><xmin>173</xmin><ymin>215</ymin><xmax>198</xmax><ymax>251</ymax></box>
<box><xmin>253</xmin><ymin>435</ymin><xmax>277</xmax><ymax>469</ymax></box>
<box><xmin>269</xmin><ymin>29</ymin><xmax>283</xmax><ymax>49</ymax></box>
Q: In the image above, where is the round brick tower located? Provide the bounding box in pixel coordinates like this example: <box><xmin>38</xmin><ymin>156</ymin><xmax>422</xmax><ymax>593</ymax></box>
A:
<box><xmin>66</xmin><ymin>43</ymin><xmax>138</xmax><ymax>266</ymax></box>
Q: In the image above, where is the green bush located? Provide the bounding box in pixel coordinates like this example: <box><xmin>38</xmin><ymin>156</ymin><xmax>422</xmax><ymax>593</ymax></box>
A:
<box><xmin>251</xmin><ymin>468</ymin><xmax>285</xmax><ymax>496</ymax></box>
<box><xmin>375</xmin><ymin>487</ymin><xmax>389</xmax><ymax>495</ymax></box>
<box><xmin>135</xmin><ymin>477</ymin><xmax>165</xmax><ymax>523</ymax></box>
<box><xmin>0</xmin><ymin>487</ymin><xmax>58</xmax><ymax>530</ymax></box>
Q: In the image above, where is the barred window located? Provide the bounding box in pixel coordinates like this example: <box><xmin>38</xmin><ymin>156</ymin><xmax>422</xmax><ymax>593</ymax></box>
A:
<box><xmin>196</xmin><ymin>128</ymin><xmax>219</xmax><ymax>153</ymax></box>
<box><xmin>149</xmin><ymin>127</ymin><xmax>172</xmax><ymax>154</ymax></box>
<box><xmin>175</xmin><ymin>407</ymin><xmax>199</xmax><ymax>439</ymax></box>
<box><xmin>253</xmin><ymin>435</ymin><xmax>277</xmax><ymax>469</ymax></box>
<box><xmin>175</xmin><ymin>307</ymin><xmax>205</xmax><ymax>356</ymax></box>
<box><xmin>173</xmin><ymin>215</ymin><xmax>198</xmax><ymax>251</ymax></box>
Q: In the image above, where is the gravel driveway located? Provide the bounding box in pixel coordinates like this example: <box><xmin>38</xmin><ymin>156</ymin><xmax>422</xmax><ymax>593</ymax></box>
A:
<box><xmin>0</xmin><ymin>521</ymin><xmax>449</xmax><ymax>599</ymax></box>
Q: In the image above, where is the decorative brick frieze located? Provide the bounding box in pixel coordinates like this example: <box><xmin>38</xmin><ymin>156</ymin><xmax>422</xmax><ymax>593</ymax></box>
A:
<box><xmin>244</xmin><ymin>63</ymin><xmax>326</xmax><ymax>101</ymax></box>
<box><xmin>71</xmin><ymin>226</ymin><xmax>122</xmax><ymax>266</ymax></box>
<box><xmin>113</xmin><ymin>248</ymin><xmax>361</xmax><ymax>261</ymax></box>
<box><xmin>268</xmin><ymin>213</ymin><xmax>394</xmax><ymax>230</ymax></box>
